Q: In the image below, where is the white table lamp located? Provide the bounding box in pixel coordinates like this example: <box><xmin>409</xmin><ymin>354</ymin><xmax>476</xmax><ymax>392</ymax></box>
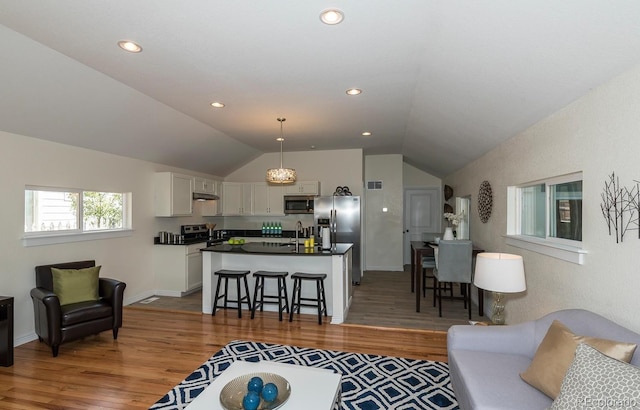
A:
<box><xmin>474</xmin><ymin>253</ymin><xmax>526</xmax><ymax>325</ymax></box>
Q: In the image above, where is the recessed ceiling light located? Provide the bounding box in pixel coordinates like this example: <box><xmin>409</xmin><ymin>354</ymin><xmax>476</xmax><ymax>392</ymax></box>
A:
<box><xmin>117</xmin><ymin>40</ymin><xmax>142</xmax><ymax>53</ymax></box>
<box><xmin>346</xmin><ymin>88</ymin><xmax>362</xmax><ymax>96</ymax></box>
<box><xmin>210</xmin><ymin>102</ymin><xmax>225</xmax><ymax>108</ymax></box>
<box><xmin>362</xmin><ymin>131</ymin><xmax>372</xmax><ymax>136</ymax></box>
<box><xmin>320</xmin><ymin>9</ymin><xmax>344</xmax><ymax>25</ymax></box>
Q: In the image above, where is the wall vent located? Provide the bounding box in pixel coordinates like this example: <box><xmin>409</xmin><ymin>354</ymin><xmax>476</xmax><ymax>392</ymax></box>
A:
<box><xmin>367</xmin><ymin>181</ymin><xmax>383</xmax><ymax>190</ymax></box>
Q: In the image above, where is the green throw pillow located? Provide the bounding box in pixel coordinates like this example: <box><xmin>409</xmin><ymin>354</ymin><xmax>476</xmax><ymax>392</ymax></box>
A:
<box><xmin>51</xmin><ymin>266</ymin><xmax>101</xmax><ymax>306</ymax></box>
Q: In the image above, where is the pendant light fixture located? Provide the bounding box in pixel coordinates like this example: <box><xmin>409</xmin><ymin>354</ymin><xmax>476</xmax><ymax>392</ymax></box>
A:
<box><xmin>266</xmin><ymin>117</ymin><xmax>297</xmax><ymax>184</ymax></box>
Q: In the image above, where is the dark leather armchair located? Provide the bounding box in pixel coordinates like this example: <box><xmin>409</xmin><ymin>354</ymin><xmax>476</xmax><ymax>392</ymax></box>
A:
<box><xmin>30</xmin><ymin>260</ymin><xmax>126</xmax><ymax>357</ymax></box>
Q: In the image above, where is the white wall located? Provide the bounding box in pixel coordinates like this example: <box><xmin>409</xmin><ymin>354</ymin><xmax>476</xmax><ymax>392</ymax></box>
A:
<box><xmin>403</xmin><ymin>162</ymin><xmax>442</xmax><ymax>187</ymax></box>
<box><xmin>1</xmin><ymin>130</ymin><xmax>221</xmax><ymax>344</ymax></box>
<box><xmin>445</xmin><ymin>63</ymin><xmax>640</xmax><ymax>332</ymax></box>
<box><xmin>364</xmin><ymin>155</ymin><xmax>404</xmax><ymax>271</ymax></box>
<box><xmin>225</xmin><ymin>149</ymin><xmax>364</xmax><ymax>197</ymax></box>
<box><xmin>222</xmin><ymin>149</ymin><xmax>364</xmax><ymax>233</ymax></box>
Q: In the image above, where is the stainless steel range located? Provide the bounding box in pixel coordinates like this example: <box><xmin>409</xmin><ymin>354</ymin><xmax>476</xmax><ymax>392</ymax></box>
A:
<box><xmin>180</xmin><ymin>224</ymin><xmax>210</xmax><ymax>244</ymax></box>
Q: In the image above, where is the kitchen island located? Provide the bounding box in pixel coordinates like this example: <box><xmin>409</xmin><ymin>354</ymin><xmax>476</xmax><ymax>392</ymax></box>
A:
<box><xmin>201</xmin><ymin>242</ymin><xmax>353</xmax><ymax>324</ymax></box>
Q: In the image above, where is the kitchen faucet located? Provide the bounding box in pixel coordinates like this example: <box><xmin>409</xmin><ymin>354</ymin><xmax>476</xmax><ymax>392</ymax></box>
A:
<box><xmin>295</xmin><ymin>220</ymin><xmax>303</xmax><ymax>247</ymax></box>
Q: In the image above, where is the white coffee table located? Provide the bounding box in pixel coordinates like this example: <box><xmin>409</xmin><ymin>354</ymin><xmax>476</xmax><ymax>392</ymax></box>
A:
<box><xmin>186</xmin><ymin>360</ymin><xmax>342</xmax><ymax>410</ymax></box>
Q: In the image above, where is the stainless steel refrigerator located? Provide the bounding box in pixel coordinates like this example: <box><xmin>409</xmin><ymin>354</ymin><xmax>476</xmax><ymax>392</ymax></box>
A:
<box><xmin>314</xmin><ymin>196</ymin><xmax>362</xmax><ymax>284</ymax></box>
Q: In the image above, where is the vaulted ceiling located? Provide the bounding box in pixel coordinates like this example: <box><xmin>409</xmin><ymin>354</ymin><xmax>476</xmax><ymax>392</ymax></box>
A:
<box><xmin>1</xmin><ymin>1</ymin><xmax>640</xmax><ymax>177</ymax></box>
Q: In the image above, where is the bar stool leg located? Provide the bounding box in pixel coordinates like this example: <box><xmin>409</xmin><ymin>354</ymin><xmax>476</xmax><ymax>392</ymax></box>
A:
<box><xmin>236</xmin><ymin>277</ymin><xmax>242</xmax><ymax>318</ymax></box>
<box><xmin>243</xmin><ymin>275</ymin><xmax>252</xmax><ymax>312</ymax></box>
<box><xmin>315</xmin><ymin>279</ymin><xmax>322</xmax><ymax>325</ymax></box>
<box><xmin>274</xmin><ymin>277</ymin><xmax>282</xmax><ymax>321</ymax></box>
<box><xmin>223</xmin><ymin>278</ymin><xmax>229</xmax><ymax>309</ymax></box>
<box><xmin>251</xmin><ymin>276</ymin><xmax>261</xmax><ymax>319</ymax></box>
<box><xmin>289</xmin><ymin>278</ymin><xmax>300</xmax><ymax>322</ymax></box>
<box><xmin>259</xmin><ymin>277</ymin><xmax>265</xmax><ymax>312</ymax></box>
<box><xmin>282</xmin><ymin>278</ymin><xmax>290</xmax><ymax>314</ymax></box>
<box><xmin>320</xmin><ymin>279</ymin><xmax>328</xmax><ymax>319</ymax></box>
<box><xmin>212</xmin><ymin>275</ymin><xmax>222</xmax><ymax>316</ymax></box>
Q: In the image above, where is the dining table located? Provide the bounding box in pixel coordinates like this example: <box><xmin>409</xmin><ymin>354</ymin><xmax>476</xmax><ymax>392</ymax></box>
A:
<box><xmin>410</xmin><ymin>241</ymin><xmax>485</xmax><ymax>314</ymax></box>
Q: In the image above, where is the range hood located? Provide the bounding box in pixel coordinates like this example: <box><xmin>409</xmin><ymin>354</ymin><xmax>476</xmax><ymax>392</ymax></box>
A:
<box><xmin>193</xmin><ymin>192</ymin><xmax>219</xmax><ymax>201</ymax></box>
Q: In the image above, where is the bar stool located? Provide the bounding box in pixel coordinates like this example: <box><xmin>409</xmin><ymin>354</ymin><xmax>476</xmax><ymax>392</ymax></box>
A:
<box><xmin>289</xmin><ymin>272</ymin><xmax>328</xmax><ymax>325</ymax></box>
<box><xmin>251</xmin><ymin>271</ymin><xmax>290</xmax><ymax>321</ymax></box>
<box><xmin>212</xmin><ymin>269</ymin><xmax>252</xmax><ymax>318</ymax></box>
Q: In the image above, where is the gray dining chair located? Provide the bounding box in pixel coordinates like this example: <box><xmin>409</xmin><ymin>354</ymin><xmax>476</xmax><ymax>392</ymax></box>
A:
<box><xmin>422</xmin><ymin>256</ymin><xmax>436</xmax><ymax>297</ymax></box>
<box><xmin>423</xmin><ymin>256</ymin><xmax>453</xmax><ymax>298</ymax></box>
<box><xmin>432</xmin><ymin>240</ymin><xmax>473</xmax><ymax>319</ymax></box>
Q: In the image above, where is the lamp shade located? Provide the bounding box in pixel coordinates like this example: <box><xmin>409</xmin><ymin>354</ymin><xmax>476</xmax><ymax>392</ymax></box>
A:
<box><xmin>474</xmin><ymin>253</ymin><xmax>526</xmax><ymax>293</ymax></box>
<box><xmin>266</xmin><ymin>167</ymin><xmax>296</xmax><ymax>184</ymax></box>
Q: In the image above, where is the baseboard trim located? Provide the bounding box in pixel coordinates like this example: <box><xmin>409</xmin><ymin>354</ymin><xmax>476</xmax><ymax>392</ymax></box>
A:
<box><xmin>365</xmin><ymin>266</ymin><xmax>404</xmax><ymax>271</ymax></box>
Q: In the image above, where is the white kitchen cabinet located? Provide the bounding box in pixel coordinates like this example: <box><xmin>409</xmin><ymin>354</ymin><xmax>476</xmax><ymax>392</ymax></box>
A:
<box><xmin>284</xmin><ymin>181</ymin><xmax>320</xmax><ymax>195</ymax></box>
<box><xmin>154</xmin><ymin>172</ymin><xmax>193</xmax><ymax>217</ymax></box>
<box><xmin>201</xmin><ymin>179</ymin><xmax>223</xmax><ymax>216</ymax></box>
<box><xmin>222</xmin><ymin>182</ymin><xmax>252</xmax><ymax>215</ymax></box>
<box><xmin>253</xmin><ymin>183</ymin><xmax>284</xmax><ymax>215</ymax></box>
<box><xmin>154</xmin><ymin>242</ymin><xmax>206</xmax><ymax>295</ymax></box>
<box><xmin>193</xmin><ymin>177</ymin><xmax>216</xmax><ymax>195</ymax></box>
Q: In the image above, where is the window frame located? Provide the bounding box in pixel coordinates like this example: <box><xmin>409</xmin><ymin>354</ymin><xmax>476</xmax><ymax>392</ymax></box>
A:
<box><xmin>506</xmin><ymin>172</ymin><xmax>587</xmax><ymax>265</ymax></box>
<box><xmin>23</xmin><ymin>185</ymin><xmax>133</xmax><ymax>247</ymax></box>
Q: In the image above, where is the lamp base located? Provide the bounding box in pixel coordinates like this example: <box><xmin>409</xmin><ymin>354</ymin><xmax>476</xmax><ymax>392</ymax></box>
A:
<box><xmin>490</xmin><ymin>291</ymin><xmax>506</xmax><ymax>325</ymax></box>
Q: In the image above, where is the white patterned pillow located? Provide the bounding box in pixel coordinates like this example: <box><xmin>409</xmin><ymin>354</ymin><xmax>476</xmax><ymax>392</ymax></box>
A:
<box><xmin>549</xmin><ymin>343</ymin><xmax>640</xmax><ymax>410</ymax></box>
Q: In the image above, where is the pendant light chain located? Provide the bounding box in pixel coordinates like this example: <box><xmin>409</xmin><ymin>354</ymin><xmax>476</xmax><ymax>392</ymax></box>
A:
<box><xmin>279</xmin><ymin>117</ymin><xmax>285</xmax><ymax>168</ymax></box>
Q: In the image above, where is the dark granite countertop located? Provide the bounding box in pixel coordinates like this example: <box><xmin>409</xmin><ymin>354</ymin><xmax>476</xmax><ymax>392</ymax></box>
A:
<box><xmin>154</xmin><ymin>229</ymin><xmax>308</xmax><ymax>246</ymax></box>
<box><xmin>202</xmin><ymin>242</ymin><xmax>353</xmax><ymax>256</ymax></box>
<box><xmin>154</xmin><ymin>238</ymin><xmax>224</xmax><ymax>246</ymax></box>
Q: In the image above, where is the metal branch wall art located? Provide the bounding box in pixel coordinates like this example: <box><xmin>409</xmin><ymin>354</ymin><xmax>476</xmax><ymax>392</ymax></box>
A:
<box><xmin>600</xmin><ymin>172</ymin><xmax>640</xmax><ymax>243</ymax></box>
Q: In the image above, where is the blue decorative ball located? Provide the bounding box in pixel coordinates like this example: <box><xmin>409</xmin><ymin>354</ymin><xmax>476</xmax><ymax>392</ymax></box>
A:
<box><xmin>247</xmin><ymin>376</ymin><xmax>264</xmax><ymax>393</ymax></box>
<box><xmin>242</xmin><ymin>391</ymin><xmax>260</xmax><ymax>410</ymax></box>
<box><xmin>261</xmin><ymin>382</ymin><xmax>278</xmax><ymax>402</ymax></box>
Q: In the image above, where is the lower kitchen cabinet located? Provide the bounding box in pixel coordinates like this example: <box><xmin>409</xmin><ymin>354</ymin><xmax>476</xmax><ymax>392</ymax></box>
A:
<box><xmin>153</xmin><ymin>243</ymin><xmax>206</xmax><ymax>295</ymax></box>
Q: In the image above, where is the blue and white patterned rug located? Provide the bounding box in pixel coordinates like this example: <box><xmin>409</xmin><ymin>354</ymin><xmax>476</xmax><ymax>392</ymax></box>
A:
<box><xmin>150</xmin><ymin>340</ymin><xmax>459</xmax><ymax>410</ymax></box>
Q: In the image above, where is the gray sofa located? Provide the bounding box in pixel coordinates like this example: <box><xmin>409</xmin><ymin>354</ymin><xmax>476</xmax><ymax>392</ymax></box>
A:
<box><xmin>447</xmin><ymin>309</ymin><xmax>640</xmax><ymax>410</ymax></box>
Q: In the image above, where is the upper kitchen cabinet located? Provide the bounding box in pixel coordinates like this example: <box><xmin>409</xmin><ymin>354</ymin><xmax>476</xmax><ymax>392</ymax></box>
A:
<box><xmin>200</xmin><ymin>179</ymin><xmax>223</xmax><ymax>217</ymax></box>
<box><xmin>253</xmin><ymin>183</ymin><xmax>284</xmax><ymax>216</ymax></box>
<box><xmin>154</xmin><ymin>172</ymin><xmax>193</xmax><ymax>216</ymax></box>
<box><xmin>222</xmin><ymin>182</ymin><xmax>252</xmax><ymax>216</ymax></box>
<box><xmin>193</xmin><ymin>177</ymin><xmax>216</xmax><ymax>195</ymax></box>
<box><xmin>284</xmin><ymin>181</ymin><xmax>320</xmax><ymax>195</ymax></box>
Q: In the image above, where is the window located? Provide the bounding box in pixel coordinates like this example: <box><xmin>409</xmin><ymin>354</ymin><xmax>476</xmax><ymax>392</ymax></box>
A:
<box><xmin>24</xmin><ymin>186</ymin><xmax>132</xmax><ymax>246</ymax></box>
<box><xmin>507</xmin><ymin>172</ymin><xmax>586</xmax><ymax>264</ymax></box>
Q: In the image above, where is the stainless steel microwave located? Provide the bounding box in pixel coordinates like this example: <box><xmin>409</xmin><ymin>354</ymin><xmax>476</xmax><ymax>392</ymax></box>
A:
<box><xmin>283</xmin><ymin>195</ymin><xmax>315</xmax><ymax>214</ymax></box>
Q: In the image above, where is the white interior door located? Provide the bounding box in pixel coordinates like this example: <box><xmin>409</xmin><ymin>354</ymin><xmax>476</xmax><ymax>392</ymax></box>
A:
<box><xmin>403</xmin><ymin>188</ymin><xmax>441</xmax><ymax>264</ymax></box>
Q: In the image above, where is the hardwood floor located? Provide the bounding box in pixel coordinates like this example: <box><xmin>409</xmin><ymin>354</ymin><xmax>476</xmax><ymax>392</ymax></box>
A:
<box><xmin>0</xmin><ymin>307</ymin><xmax>448</xmax><ymax>409</ymax></box>
<box><xmin>346</xmin><ymin>269</ymin><xmax>482</xmax><ymax>331</ymax></box>
<box><xmin>130</xmin><ymin>267</ymin><xmax>483</xmax><ymax>332</ymax></box>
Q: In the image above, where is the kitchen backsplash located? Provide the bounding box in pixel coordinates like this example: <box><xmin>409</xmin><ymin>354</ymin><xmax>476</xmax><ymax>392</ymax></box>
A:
<box><xmin>153</xmin><ymin>215</ymin><xmax>313</xmax><ymax>237</ymax></box>
<box><xmin>224</xmin><ymin>215</ymin><xmax>314</xmax><ymax>231</ymax></box>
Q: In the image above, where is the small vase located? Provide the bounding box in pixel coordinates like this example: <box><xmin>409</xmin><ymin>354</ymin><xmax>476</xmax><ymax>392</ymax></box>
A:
<box><xmin>443</xmin><ymin>227</ymin><xmax>454</xmax><ymax>240</ymax></box>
